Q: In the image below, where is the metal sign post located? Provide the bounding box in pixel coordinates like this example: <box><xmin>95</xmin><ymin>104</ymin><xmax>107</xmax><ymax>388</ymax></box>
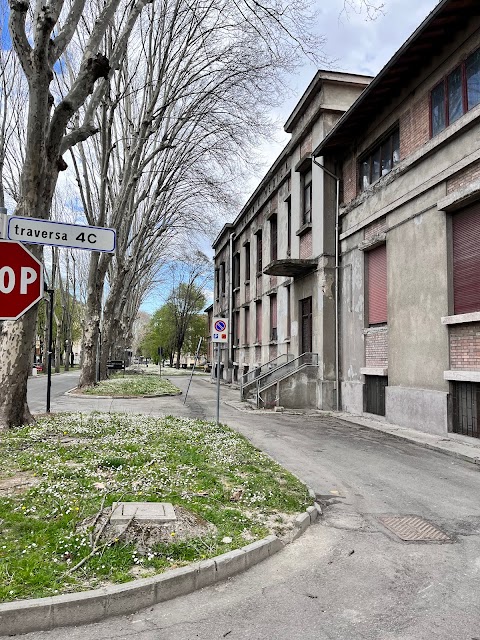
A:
<box><xmin>183</xmin><ymin>337</ymin><xmax>203</xmax><ymax>405</ymax></box>
<box><xmin>212</xmin><ymin>318</ymin><xmax>228</xmax><ymax>425</ymax></box>
<box><xmin>216</xmin><ymin>344</ymin><xmax>221</xmax><ymax>424</ymax></box>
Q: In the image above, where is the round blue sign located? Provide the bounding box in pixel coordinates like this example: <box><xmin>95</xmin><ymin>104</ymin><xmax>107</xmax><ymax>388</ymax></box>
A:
<box><xmin>214</xmin><ymin>319</ymin><xmax>226</xmax><ymax>332</ymax></box>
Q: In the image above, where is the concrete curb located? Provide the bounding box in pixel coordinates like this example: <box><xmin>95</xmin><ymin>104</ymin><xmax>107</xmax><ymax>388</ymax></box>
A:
<box><xmin>64</xmin><ymin>388</ymin><xmax>182</xmax><ymax>400</ymax></box>
<box><xmin>0</xmin><ymin>501</ymin><xmax>320</xmax><ymax>635</ymax></box>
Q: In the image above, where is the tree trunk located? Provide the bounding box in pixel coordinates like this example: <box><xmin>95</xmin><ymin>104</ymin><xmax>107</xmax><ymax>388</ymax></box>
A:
<box><xmin>0</xmin><ymin>309</ymin><xmax>38</xmax><ymax>429</ymax></box>
<box><xmin>78</xmin><ymin>254</ymin><xmax>109</xmax><ymax>388</ymax></box>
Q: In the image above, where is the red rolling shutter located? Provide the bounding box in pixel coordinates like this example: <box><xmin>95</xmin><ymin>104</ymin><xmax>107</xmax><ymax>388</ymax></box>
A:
<box><xmin>368</xmin><ymin>244</ymin><xmax>387</xmax><ymax>325</ymax></box>
<box><xmin>453</xmin><ymin>204</ymin><xmax>480</xmax><ymax>315</ymax></box>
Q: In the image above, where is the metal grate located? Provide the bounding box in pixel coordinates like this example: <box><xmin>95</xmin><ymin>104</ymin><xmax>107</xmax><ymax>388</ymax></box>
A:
<box><xmin>452</xmin><ymin>381</ymin><xmax>480</xmax><ymax>438</ymax></box>
<box><xmin>378</xmin><ymin>515</ymin><xmax>451</xmax><ymax>542</ymax></box>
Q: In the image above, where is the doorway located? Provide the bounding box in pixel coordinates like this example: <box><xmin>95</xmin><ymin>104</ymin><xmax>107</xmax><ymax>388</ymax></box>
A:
<box><xmin>300</xmin><ymin>296</ymin><xmax>313</xmax><ymax>354</ymax></box>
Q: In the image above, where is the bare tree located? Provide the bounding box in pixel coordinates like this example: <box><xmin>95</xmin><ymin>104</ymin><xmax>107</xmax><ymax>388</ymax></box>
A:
<box><xmin>74</xmin><ymin>0</ymin><xmax>328</xmax><ymax>387</ymax></box>
<box><xmin>0</xmin><ymin>0</ymin><xmax>153</xmax><ymax>428</ymax></box>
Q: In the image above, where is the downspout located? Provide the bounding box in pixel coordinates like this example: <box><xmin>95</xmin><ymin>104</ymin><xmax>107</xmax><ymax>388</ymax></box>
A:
<box><xmin>312</xmin><ymin>156</ymin><xmax>341</xmax><ymax>411</ymax></box>
<box><xmin>229</xmin><ymin>232</ymin><xmax>235</xmax><ymax>379</ymax></box>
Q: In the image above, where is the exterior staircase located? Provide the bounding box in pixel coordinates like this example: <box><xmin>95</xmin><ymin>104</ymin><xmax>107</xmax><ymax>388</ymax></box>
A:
<box><xmin>240</xmin><ymin>353</ymin><xmax>319</xmax><ymax>409</ymax></box>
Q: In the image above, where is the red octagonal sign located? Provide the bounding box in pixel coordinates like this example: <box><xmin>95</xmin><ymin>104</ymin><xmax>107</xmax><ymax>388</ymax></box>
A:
<box><xmin>0</xmin><ymin>240</ymin><xmax>43</xmax><ymax>320</ymax></box>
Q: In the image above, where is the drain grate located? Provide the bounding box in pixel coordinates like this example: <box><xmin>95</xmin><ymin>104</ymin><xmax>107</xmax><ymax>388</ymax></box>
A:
<box><xmin>378</xmin><ymin>515</ymin><xmax>451</xmax><ymax>542</ymax></box>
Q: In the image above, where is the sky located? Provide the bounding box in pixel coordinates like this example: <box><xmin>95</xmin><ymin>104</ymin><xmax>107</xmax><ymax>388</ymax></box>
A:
<box><xmin>254</xmin><ymin>0</ymin><xmax>440</xmax><ymax>171</ymax></box>
<box><xmin>142</xmin><ymin>0</ymin><xmax>441</xmax><ymax>313</ymax></box>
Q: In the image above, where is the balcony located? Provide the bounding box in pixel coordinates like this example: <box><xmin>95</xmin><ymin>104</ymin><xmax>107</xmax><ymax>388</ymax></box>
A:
<box><xmin>263</xmin><ymin>258</ymin><xmax>318</xmax><ymax>278</ymax></box>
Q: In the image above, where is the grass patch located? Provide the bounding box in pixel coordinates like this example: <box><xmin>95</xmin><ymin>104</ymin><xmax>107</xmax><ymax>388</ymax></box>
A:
<box><xmin>82</xmin><ymin>375</ymin><xmax>181</xmax><ymax>396</ymax></box>
<box><xmin>0</xmin><ymin>413</ymin><xmax>310</xmax><ymax>602</ymax></box>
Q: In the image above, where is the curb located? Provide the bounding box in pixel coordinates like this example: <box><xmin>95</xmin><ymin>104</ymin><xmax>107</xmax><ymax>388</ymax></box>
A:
<box><xmin>0</xmin><ymin>500</ymin><xmax>321</xmax><ymax>635</ymax></box>
<box><xmin>64</xmin><ymin>388</ymin><xmax>182</xmax><ymax>400</ymax></box>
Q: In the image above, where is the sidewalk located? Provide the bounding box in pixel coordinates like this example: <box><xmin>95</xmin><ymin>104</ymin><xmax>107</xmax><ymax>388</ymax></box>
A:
<box><xmin>329</xmin><ymin>410</ymin><xmax>480</xmax><ymax>466</ymax></box>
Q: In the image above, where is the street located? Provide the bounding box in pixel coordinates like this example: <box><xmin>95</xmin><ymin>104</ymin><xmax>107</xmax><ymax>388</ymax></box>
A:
<box><xmin>11</xmin><ymin>372</ymin><xmax>480</xmax><ymax>639</ymax></box>
<box><xmin>27</xmin><ymin>371</ymin><xmax>80</xmax><ymax>414</ymax></box>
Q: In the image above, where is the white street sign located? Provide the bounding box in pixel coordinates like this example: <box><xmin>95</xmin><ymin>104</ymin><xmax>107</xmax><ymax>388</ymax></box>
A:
<box><xmin>7</xmin><ymin>216</ymin><xmax>116</xmax><ymax>253</ymax></box>
<box><xmin>212</xmin><ymin>317</ymin><xmax>228</xmax><ymax>343</ymax></box>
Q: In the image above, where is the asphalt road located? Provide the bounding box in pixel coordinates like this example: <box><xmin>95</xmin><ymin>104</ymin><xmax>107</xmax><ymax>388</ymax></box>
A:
<box><xmin>27</xmin><ymin>370</ymin><xmax>80</xmax><ymax>414</ymax></box>
<box><xmin>13</xmin><ymin>372</ymin><xmax>480</xmax><ymax>640</ymax></box>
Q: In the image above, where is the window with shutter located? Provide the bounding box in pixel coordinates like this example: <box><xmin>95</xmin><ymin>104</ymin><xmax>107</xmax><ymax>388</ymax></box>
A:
<box><xmin>270</xmin><ymin>294</ymin><xmax>277</xmax><ymax>341</ymax></box>
<box><xmin>367</xmin><ymin>244</ymin><xmax>387</xmax><ymax>325</ymax></box>
<box><xmin>453</xmin><ymin>204</ymin><xmax>480</xmax><ymax>314</ymax></box>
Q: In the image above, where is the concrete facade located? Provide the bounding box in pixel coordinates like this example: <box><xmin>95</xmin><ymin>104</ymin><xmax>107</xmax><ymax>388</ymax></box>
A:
<box><xmin>212</xmin><ymin>72</ymin><xmax>372</xmax><ymax>407</ymax></box>
<box><xmin>315</xmin><ymin>0</ymin><xmax>480</xmax><ymax>437</ymax></box>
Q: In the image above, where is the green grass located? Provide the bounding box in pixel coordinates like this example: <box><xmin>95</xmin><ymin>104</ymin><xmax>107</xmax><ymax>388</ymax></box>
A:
<box><xmin>82</xmin><ymin>375</ymin><xmax>181</xmax><ymax>396</ymax></box>
<box><xmin>0</xmin><ymin>413</ymin><xmax>310</xmax><ymax>602</ymax></box>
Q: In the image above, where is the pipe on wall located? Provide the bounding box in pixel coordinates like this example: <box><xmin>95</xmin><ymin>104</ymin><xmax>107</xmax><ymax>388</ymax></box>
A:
<box><xmin>312</xmin><ymin>156</ymin><xmax>341</xmax><ymax>411</ymax></box>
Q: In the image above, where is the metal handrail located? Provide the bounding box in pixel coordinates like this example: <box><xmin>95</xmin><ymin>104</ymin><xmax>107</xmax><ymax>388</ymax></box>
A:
<box><xmin>256</xmin><ymin>356</ymin><xmax>319</xmax><ymax>408</ymax></box>
<box><xmin>241</xmin><ymin>352</ymin><xmax>318</xmax><ymax>402</ymax></box>
<box><xmin>240</xmin><ymin>353</ymin><xmax>294</xmax><ymax>390</ymax></box>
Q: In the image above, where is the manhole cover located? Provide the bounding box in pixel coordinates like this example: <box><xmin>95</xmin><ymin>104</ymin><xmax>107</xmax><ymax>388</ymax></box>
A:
<box><xmin>111</xmin><ymin>502</ymin><xmax>176</xmax><ymax>525</ymax></box>
<box><xmin>378</xmin><ymin>515</ymin><xmax>451</xmax><ymax>542</ymax></box>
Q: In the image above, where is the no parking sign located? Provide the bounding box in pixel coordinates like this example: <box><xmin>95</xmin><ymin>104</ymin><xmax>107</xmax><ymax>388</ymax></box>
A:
<box><xmin>212</xmin><ymin>317</ymin><xmax>228</xmax><ymax>343</ymax></box>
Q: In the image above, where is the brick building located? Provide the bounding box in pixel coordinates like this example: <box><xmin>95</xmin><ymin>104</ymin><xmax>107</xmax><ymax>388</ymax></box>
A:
<box><xmin>314</xmin><ymin>0</ymin><xmax>480</xmax><ymax>437</ymax></box>
<box><xmin>212</xmin><ymin>71</ymin><xmax>372</xmax><ymax>408</ymax></box>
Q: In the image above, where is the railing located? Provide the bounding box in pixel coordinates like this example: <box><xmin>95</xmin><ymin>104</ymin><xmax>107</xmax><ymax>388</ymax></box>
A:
<box><xmin>240</xmin><ymin>353</ymin><xmax>294</xmax><ymax>396</ymax></box>
<box><xmin>241</xmin><ymin>352</ymin><xmax>318</xmax><ymax>404</ymax></box>
<box><xmin>256</xmin><ymin>352</ymin><xmax>319</xmax><ymax>408</ymax></box>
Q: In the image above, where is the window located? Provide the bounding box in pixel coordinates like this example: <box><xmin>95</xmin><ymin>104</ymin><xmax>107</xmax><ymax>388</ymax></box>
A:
<box><xmin>220</xmin><ymin>262</ymin><xmax>226</xmax><ymax>296</ymax></box>
<box><xmin>255</xmin><ymin>300</ymin><xmax>262</xmax><ymax>343</ymax></box>
<box><xmin>270</xmin><ymin>294</ymin><xmax>277</xmax><ymax>341</ymax></box>
<box><xmin>431</xmin><ymin>48</ymin><xmax>480</xmax><ymax>137</ymax></box>
<box><xmin>302</xmin><ymin>170</ymin><xmax>312</xmax><ymax>224</ymax></box>
<box><xmin>359</xmin><ymin>129</ymin><xmax>400</xmax><ymax>191</ymax></box>
<box><xmin>256</xmin><ymin>231</ymin><xmax>263</xmax><ymax>274</ymax></box>
<box><xmin>244</xmin><ymin>242</ymin><xmax>251</xmax><ymax>281</ymax></box>
<box><xmin>244</xmin><ymin>306</ymin><xmax>250</xmax><ymax>344</ymax></box>
<box><xmin>234</xmin><ymin>311</ymin><xmax>240</xmax><ymax>346</ymax></box>
<box><xmin>286</xmin><ymin>197</ymin><xmax>292</xmax><ymax>256</ymax></box>
<box><xmin>286</xmin><ymin>285</ymin><xmax>291</xmax><ymax>338</ymax></box>
<box><xmin>215</xmin><ymin>268</ymin><xmax>220</xmax><ymax>300</ymax></box>
<box><xmin>431</xmin><ymin>82</ymin><xmax>446</xmax><ymax>137</ymax></box>
<box><xmin>270</xmin><ymin>215</ymin><xmax>278</xmax><ymax>262</ymax></box>
<box><xmin>233</xmin><ymin>252</ymin><xmax>240</xmax><ymax>290</ymax></box>
<box><xmin>467</xmin><ymin>49</ymin><xmax>480</xmax><ymax>110</ymax></box>
<box><xmin>367</xmin><ymin>244</ymin><xmax>387</xmax><ymax>325</ymax></box>
<box><xmin>452</xmin><ymin>204</ymin><xmax>480</xmax><ymax>315</ymax></box>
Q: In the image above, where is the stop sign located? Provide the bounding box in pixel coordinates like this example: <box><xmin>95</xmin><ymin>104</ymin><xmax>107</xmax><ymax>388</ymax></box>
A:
<box><xmin>0</xmin><ymin>240</ymin><xmax>43</xmax><ymax>320</ymax></box>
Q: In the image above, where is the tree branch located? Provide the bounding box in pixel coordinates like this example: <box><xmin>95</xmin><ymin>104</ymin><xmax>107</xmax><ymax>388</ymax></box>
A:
<box><xmin>49</xmin><ymin>0</ymin><xmax>87</xmax><ymax>64</ymax></box>
<box><xmin>8</xmin><ymin>0</ymin><xmax>32</xmax><ymax>80</ymax></box>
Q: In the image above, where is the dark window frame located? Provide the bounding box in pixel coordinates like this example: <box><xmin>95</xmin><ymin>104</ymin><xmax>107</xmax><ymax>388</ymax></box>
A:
<box><xmin>244</xmin><ymin>305</ymin><xmax>250</xmax><ymax>345</ymax></box>
<box><xmin>270</xmin><ymin>215</ymin><xmax>278</xmax><ymax>262</ymax></box>
<box><xmin>244</xmin><ymin>242</ymin><xmax>251</xmax><ymax>282</ymax></box>
<box><xmin>301</xmin><ymin>170</ymin><xmax>312</xmax><ymax>225</ymax></box>
<box><xmin>233</xmin><ymin>252</ymin><xmax>240</xmax><ymax>290</ymax></box>
<box><xmin>286</xmin><ymin>197</ymin><xmax>292</xmax><ymax>257</ymax></box>
<box><xmin>256</xmin><ymin>230</ymin><xmax>263</xmax><ymax>275</ymax></box>
<box><xmin>359</xmin><ymin>128</ymin><xmax>400</xmax><ymax>192</ymax></box>
<box><xmin>430</xmin><ymin>47</ymin><xmax>480</xmax><ymax>137</ymax></box>
<box><xmin>220</xmin><ymin>262</ymin><xmax>226</xmax><ymax>296</ymax></box>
